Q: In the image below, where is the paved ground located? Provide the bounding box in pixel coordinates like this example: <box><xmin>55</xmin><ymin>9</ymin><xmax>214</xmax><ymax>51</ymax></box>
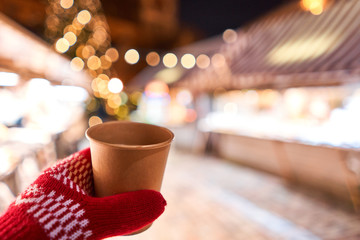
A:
<box><xmin>109</xmin><ymin>148</ymin><xmax>360</xmax><ymax>240</ymax></box>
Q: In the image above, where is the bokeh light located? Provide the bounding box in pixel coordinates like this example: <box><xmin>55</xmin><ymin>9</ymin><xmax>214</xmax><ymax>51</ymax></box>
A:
<box><xmin>116</xmin><ymin>105</ymin><xmax>129</xmax><ymax>119</ymax></box>
<box><xmin>185</xmin><ymin>109</ymin><xmax>197</xmax><ymax>123</ymax></box>
<box><xmin>77</xmin><ymin>10</ymin><xmax>92</xmax><ymax>25</ymax></box>
<box><xmin>130</xmin><ymin>91</ymin><xmax>142</xmax><ymax>105</ymax></box>
<box><xmin>55</xmin><ymin>38</ymin><xmax>70</xmax><ymax>53</ymax></box>
<box><xmin>64</xmin><ymin>31</ymin><xmax>77</xmax><ymax>46</ymax></box>
<box><xmin>146</xmin><ymin>52</ymin><xmax>160</xmax><ymax>67</ymax></box>
<box><xmin>108</xmin><ymin>78</ymin><xmax>123</xmax><ymax>93</ymax></box>
<box><xmin>82</xmin><ymin>45</ymin><xmax>95</xmax><ymax>59</ymax></box>
<box><xmin>196</xmin><ymin>54</ymin><xmax>210</xmax><ymax>69</ymax></box>
<box><xmin>301</xmin><ymin>0</ymin><xmax>325</xmax><ymax>15</ymax></box>
<box><xmin>93</xmin><ymin>27</ymin><xmax>107</xmax><ymax>45</ymax></box>
<box><xmin>87</xmin><ymin>56</ymin><xmax>101</xmax><ymax>70</ymax></box>
<box><xmin>124</xmin><ymin>49</ymin><xmax>140</xmax><ymax>64</ymax></box>
<box><xmin>64</xmin><ymin>25</ymin><xmax>78</xmax><ymax>35</ymax></box>
<box><xmin>88</xmin><ymin>116</ymin><xmax>103</xmax><ymax>127</ymax></box>
<box><xmin>100</xmin><ymin>55</ymin><xmax>112</xmax><ymax>69</ymax></box>
<box><xmin>60</xmin><ymin>0</ymin><xmax>74</xmax><ymax>9</ymax></box>
<box><xmin>98</xmin><ymin>73</ymin><xmax>110</xmax><ymax>80</ymax></box>
<box><xmin>105</xmin><ymin>48</ymin><xmax>119</xmax><ymax>62</ymax></box>
<box><xmin>211</xmin><ymin>53</ymin><xmax>226</xmax><ymax>68</ymax></box>
<box><xmin>163</xmin><ymin>53</ymin><xmax>177</xmax><ymax>68</ymax></box>
<box><xmin>107</xmin><ymin>94</ymin><xmax>122</xmax><ymax>108</ymax></box>
<box><xmin>223</xmin><ymin>29</ymin><xmax>238</xmax><ymax>43</ymax></box>
<box><xmin>70</xmin><ymin>57</ymin><xmax>84</xmax><ymax>71</ymax></box>
<box><xmin>181</xmin><ymin>54</ymin><xmax>196</xmax><ymax>69</ymax></box>
<box><xmin>145</xmin><ymin>80</ymin><xmax>169</xmax><ymax>97</ymax></box>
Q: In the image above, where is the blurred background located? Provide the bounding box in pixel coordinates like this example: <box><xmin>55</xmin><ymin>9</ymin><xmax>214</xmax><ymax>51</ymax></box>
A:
<box><xmin>1</xmin><ymin>0</ymin><xmax>360</xmax><ymax>239</ymax></box>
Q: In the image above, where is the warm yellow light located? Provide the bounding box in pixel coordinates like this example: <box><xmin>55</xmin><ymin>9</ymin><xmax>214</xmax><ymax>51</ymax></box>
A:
<box><xmin>77</xmin><ymin>10</ymin><xmax>91</xmax><ymax>25</ymax></box>
<box><xmin>310</xmin><ymin>3</ymin><xmax>323</xmax><ymax>15</ymax></box>
<box><xmin>76</xmin><ymin>45</ymin><xmax>85</xmax><ymax>58</ymax></box>
<box><xmin>55</xmin><ymin>38</ymin><xmax>70</xmax><ymax>53</ymax></box>
<box><xmin>145</xmin><ymin>80</ymin><xmax>169</xmax><ymax>97</ymax></box>
<box><xmin>64</xmin><ymin>31</ymin><xmax>77</xmax><ymax>46</ymax></box>
<box><xmin>223</xmin><ymin>29</ymin><xmax>237</xmax><ymax>43</ymax></box>
<box><xmin>301</xmin><ymin>0</ymin><xmax>325</xmax><ymax>15</ymax></box>
<box><xmin>181</xmin><ymin>54</ymin><xmax>196</xmax><ymax>69</ymax></box>
<box><xmin>107</xmin><ymin>98</ymin><xmax>121</xmax><ymax>109</ymax></box>
<box><xmin>87</xmin><ymin>56</ymin><xmax>101</xmax><ymax>70</ymax></box>
<box><xmin>284</xmin><ymin>88</ymin><xmax>308</xmax><ymax>118</ymax></box>
<box><xmin>82</xmin><ymin>45</ymin><xmax>95</xmax><ymax>58</ymax></box>
<box><xmin>154</xmin><ymin>68</ymin><xmax>182</xmax><ymax>84</ymax></box>
<box><xmin>98</xmin><ymin>73</ymin><xmax>110</xmax><ymax>81</ymax></box>
<box><xmin>163</xmin><ymin>53</ymin><xmax>177</xmax><ymax>68</ymax></box>
<box><xmin>72</xmin><ymin>18</ymin><xmax>84</xmax><ymax>30</ymax></box>
<box><xmin>146</xmin><ymin>52</ymin><xmax>160</xmax><ymax>67</ymax></box>
<box><xmin>97</xmin><ymin>79</ymin><xmax>108</xmax><ymax>93</ymax></box>
<box><xmin>105</xmin><ymin>48</ymin><xmax>119</xmax><ymax>62</ymax></box>
<box><xmin>100</xmin><ymin>55</ymin><xmax>112</xmax><ymax>69</ymax></box>
<box><xmin>86</xmin><ymin>39</ymin><xmax>99</xmax><ymax>50</ymax></box>
<box><xmin>196</xmin><ymin>54</ymin><xmax>210</xmax><ymax>69</ymax></box>
<box><xmin>70</xmin><ymin>57</ymin><xmax>85</xmax><ymax>71</ymax></box>
<box><xmin>116</xmin><ymin>105</ymin><xmax>129</xmax><ymax>119</ymax></box>
<box><xmin>91</xmin><ymin>79</ymin><xmax>99</xmax><ymax>92</ymax></box>
<box><xmin>108</xmin><ymin>78</ymin><xmax>123</xmax><ymax>93</ymax></box>
<box><xmin>124</xmin><ymin>49</ymin><xmax>140</xmax><ymax>64</ymax></box>
<box><xmin>105</xmin><ymin>104</ymin><xmax>116</xmax><ymax>115</ymax></box>
<box><xmin>267</xmin><ymin>33</ymin><xmax>340</xmax><ymax>65</ymax></box>
<box><xmin>93</xmin><ymin>28</ymin><xmax>107</xmax><ymax>44</ymax></box>
<box><xmin>108</xmin><ymin>94</ymin><xmax>122</xmax><ymax>107</ymax></box>
<box><xmin>64</xmin><ymin>25</ymin><xmax>78</xmax><ymax>35</ymax></box>
<box><xmin>60</xmin><ymin>0</ymin><xmax>74</xmax><ymax>9</ymax></box>
<box><xmin>211</xmin><ymin>53</ymin><xmax>226</xmax><ymax>68</ymax></box>
<box><xmin>169</xmin><ymin>103</ymin><xmax>187</xmax><ymax>124</ymax></box>
<box><xmin>88</xmin><ymin>116</ymin><xmax>102</xmax><ymax>127</ymax></box>
<box><xmin>130</xmin><ymin>91</ymin><xmax>143</xmax><ymax>105</ymax></box>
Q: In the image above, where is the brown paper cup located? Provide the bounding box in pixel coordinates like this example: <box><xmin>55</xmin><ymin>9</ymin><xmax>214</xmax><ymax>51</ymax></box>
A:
<box><xmin>85</xmin><ymin>121</ymin><xmax>174</xmax><ymax>234</ymax></box>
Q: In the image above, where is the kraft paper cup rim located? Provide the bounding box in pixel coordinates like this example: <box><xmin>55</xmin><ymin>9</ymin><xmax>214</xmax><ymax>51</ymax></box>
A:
<box><xmin>85</xmin><ymin>121</ymin><xmax>174</xmax><ymax>150</ymax></box>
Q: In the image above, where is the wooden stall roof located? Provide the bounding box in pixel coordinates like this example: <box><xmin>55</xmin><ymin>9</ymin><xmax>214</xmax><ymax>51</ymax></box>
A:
<box><xmin>174</xmin><ymin>0</ymin><xmax>360</xmax><ymax>92</ymax></box>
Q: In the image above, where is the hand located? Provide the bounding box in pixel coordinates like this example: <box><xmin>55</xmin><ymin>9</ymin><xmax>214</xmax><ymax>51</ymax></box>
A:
<box><xmin>0</xmin><ymin>148</ymin><xmax>166</xmax><ymax>240</ymax></box>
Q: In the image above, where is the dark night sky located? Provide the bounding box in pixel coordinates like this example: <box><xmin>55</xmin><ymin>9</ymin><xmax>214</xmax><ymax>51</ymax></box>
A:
<box><xmin>179</xmin><ymin>0</ymin><xmax>286</xmax><ymax>37</ymax></box>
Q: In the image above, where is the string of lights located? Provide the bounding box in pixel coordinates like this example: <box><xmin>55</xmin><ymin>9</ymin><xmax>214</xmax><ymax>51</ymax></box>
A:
<box><xmin>43</xmin><ymin>0</ymin><xmax>323</xmax><ymax>123</ymax></box>
<box><xmin>45</xmin><ymin>0</ymin><xmax>130</xmax><ymax>121</ymax></box>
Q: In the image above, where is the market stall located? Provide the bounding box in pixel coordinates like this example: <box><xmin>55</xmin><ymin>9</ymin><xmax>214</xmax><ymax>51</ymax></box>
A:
<box><xmin>0</xmin><ymin>13</ymin><xmax>91</xmax><ymax>208</ymax></box>
<box><xmin>132</xmin><ymin>0</ymin><xmax>360</xmax><ymax>210</ymax></box>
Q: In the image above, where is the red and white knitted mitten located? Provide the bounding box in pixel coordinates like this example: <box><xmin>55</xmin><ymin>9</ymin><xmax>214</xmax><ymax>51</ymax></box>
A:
<box><xmin>0</xmin><ymin>148</ymin><xmax>166</xmax><ymax>239</ymax></box>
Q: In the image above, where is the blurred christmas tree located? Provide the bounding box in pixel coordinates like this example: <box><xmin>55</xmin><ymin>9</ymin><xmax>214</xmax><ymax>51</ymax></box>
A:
<box><xmin>44</xmin><ymin>0</ymin><xmax>131</xmax><ymax>121</ymax></box>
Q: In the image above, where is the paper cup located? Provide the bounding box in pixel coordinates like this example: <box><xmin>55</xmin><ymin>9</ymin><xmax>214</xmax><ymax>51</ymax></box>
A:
<box><xmin>85</xmin><ymin>121</ymin><xmax>174</xmax><ymax>234</ymax></box>
<box><xmin>86</xmin><ymin>121</ymin><xmax>174</xmax><ymax>197</ymax></box>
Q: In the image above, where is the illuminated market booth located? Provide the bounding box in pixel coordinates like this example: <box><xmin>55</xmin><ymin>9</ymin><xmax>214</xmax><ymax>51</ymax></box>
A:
<box><xmin>0</xmin><ymin>13</ymin><xmax>92</xmax><ymax>210</ymax></box>
<box><xmin>131</xmin><ymin>0</ymin><xmax>360</xmax><ymax>210</ymax></box>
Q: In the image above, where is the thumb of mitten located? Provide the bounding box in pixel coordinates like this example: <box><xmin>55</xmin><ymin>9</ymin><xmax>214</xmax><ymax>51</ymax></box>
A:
<box><xmin>85</xmin><ymin>189</ymin><xmax>166</xmax><ymax>239</ymax></box>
